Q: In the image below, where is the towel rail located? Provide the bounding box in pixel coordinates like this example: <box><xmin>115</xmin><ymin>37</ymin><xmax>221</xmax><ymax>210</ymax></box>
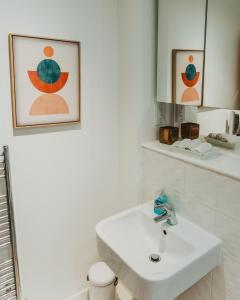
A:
<box><xmin>0</xmin><ymin>217</ymin><xmax>9</xmax><ymax>225</ymax></box>
<box><xmin>0</xmin><ymin>266</ymin><xmax>14</xmax><ymax>278</ymax></box>
<box><xmin>0</xmin><ymin>278</ymin><xmax>15</xmax><ymax>291</ymax></box>
<box><xmin>0</xmin><ymin>223</ymin><xmax>10</xmax><ymax>231</ymax></box>
<box><xmin>0</xmin><ymin>289</ymin><xmax>16</xmax><ymax>299</ymax></box>
<box><xmin>0</xmin><ymin>147</ymin><xmax>20</xmax><ymax>300</ymax></box>
<box><xmin>0</xmin><ymin>229</ymin><xmax>9</xmax><ymax>236</ymax></box>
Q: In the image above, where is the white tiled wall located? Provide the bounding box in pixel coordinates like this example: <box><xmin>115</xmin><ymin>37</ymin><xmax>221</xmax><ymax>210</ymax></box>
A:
<box><xmin>142</xmin><ymin>148</ymin><xmax>240</xmax><ymax>300</ymax></box>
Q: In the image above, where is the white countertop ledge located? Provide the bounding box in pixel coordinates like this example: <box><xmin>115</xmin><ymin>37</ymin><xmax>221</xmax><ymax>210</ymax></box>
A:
<box><xmin>142</xmin><ymin>141</ymin><xmax>240</xmax><ymax>182</ymax></box>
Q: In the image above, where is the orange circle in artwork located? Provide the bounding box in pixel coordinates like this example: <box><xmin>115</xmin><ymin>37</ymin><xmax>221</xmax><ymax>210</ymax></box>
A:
<box><xmin>189</xmin><ymin>55</ymin><xmax>194</xmax><ymax>63</ymax></box>
<box><xmin>44</xmin><ymin>46</ymin><xmax>54</xmax><ymax>57</ymax></box>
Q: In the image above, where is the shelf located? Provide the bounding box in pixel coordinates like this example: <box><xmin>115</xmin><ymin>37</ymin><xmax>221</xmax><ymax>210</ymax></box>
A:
<box><xmin>142</xmin><ymin>141</ymin><xmax>240</xmax><ymax>182</ymax></box>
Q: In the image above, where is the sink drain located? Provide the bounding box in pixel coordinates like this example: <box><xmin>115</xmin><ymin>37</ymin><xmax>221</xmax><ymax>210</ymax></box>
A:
<box><xmin>149</xmin><ymin>254</ymin><xmax>161</xmax><ymax>263</ymax></box>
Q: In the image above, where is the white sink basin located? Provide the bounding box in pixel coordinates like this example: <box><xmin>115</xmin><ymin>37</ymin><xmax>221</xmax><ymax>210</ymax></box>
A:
<box><xmin>96</xmin><ymin>202</ymin><xmax>222</xmax><ymax>300</ymax></box>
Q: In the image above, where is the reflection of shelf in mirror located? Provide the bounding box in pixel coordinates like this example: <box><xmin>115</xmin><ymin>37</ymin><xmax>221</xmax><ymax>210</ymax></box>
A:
<box><xmin>142</xmin><ymin>141</ymin><xmax>240</xmax><ymax>181</ymax></box>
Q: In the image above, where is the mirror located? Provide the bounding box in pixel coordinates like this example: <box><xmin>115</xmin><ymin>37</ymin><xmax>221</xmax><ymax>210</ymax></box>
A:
<box><xmin>157</xmin><ymin>0</ymin><xmax>207</xmax><ymax>104</ymax></box>
<box><xmin>204</xmin><ymin>0</ymin><xmax>240</xmax><ymax>109</ymax></box>
<box><xmin>157</xmin><ymin>0</ymin><xmax>240</xmax><ymax>110</ymax></box>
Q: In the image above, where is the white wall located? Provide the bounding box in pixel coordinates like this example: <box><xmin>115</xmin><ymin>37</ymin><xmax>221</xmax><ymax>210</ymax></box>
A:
<box><xmin>118</xmin><ymin>0</ymin><xmax>157</xmax><ymax>208</ymax></box>
<box><xmin>143</xmin><ymin>147</ymin><xmax>240</xmax><ymax>300</ymax></box>
<box><xmin>0</xmin><ymin>1</ymin><xmax>122</xmax><ymax>299</ymax></box>
<box><xmin>0</xmin><ymin>1</ymin><xmax>158</xmax><ymax>300</ymax></box>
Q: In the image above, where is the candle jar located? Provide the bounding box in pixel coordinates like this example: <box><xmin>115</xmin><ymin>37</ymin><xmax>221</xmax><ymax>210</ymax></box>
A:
<box><xmin>181</xmin><ymin>122</ymin><xmax>200</xmax><ymax>140</ymax></box>
<box><xmin>159</xmin><ymin>126</ymin><xmax>179</xmax><ymax>145</ymax></box>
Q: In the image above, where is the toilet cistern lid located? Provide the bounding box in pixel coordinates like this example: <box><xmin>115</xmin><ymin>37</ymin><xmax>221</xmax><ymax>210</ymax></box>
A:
<box><xmin>88</xmin><ymin>262</ymin><xmax>116</xmax><ymax>287</ymax></box>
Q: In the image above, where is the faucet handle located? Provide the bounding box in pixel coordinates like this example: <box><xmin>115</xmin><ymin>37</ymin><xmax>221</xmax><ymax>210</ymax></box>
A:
<box><xmin>154</xmin><ymin>202</ymin><xmax>177</xmax><ymax>225</ymax></box>
<box><xmin>154</xmin><ymin>202</ymin><xmax>175</xmax><ymax>212</ymax></box>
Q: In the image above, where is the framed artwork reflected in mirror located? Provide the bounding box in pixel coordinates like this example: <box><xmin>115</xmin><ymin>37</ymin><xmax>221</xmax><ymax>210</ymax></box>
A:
<box><xmin>172</xmin><ymin>49</ymin><xmax>204</xmax><ymax>107</ymax></box>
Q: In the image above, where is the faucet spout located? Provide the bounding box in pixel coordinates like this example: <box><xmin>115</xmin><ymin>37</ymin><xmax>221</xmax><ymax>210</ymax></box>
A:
<box><xmin>153</xmin><ymin>203</ymin><xmax>177</xmax><ymax>225</ymax></box>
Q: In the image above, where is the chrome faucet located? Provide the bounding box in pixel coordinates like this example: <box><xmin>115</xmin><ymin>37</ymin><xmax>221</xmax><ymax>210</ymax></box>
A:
<box><xmin>153</xmin><ymin>203</ymin><xmax>177</xmax><ymax>225</ymax></box>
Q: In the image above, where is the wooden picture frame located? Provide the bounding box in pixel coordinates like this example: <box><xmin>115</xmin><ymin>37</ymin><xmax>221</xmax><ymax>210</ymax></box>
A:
<box><xmin>9</xmin><ymin>34</ymin><xmax>81</xmax><ymax>128</ymax></box>
<box><xmin>172</xmin><ymin>49</ymin><xmax>204</xmax><ymax>107</ymax></box>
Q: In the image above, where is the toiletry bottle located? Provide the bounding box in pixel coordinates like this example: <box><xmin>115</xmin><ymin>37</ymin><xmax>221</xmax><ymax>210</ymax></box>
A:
<box><xmin>154</xmin><ymin>190</ymin><xmax>168</xmax><ymax>215</ymax></box>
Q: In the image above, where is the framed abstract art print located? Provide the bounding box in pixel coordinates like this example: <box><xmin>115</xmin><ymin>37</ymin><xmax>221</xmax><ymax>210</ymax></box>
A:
<box><xmin>172</xmin><ymin>49</ymin><xmax>204</xmax><ymax>106</ymax></box>
<box><xmin>9</xmin><ymin>34</ymin><xmax>81</xmax><ymax>128</ymax></box>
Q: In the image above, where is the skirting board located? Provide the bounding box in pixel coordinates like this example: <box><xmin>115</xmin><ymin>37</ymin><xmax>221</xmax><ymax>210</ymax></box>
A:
<box><xmin>65</xmin><ymin>288</ymin><xmax>88</xmax><ymax>300</ymax></box>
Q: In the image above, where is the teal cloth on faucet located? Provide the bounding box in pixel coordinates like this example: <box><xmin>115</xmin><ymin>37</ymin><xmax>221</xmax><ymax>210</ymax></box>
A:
<box><xmin>154</xmin><ymin>191</ymin><xmax>168</xmax><ymax>215</ymax></box>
